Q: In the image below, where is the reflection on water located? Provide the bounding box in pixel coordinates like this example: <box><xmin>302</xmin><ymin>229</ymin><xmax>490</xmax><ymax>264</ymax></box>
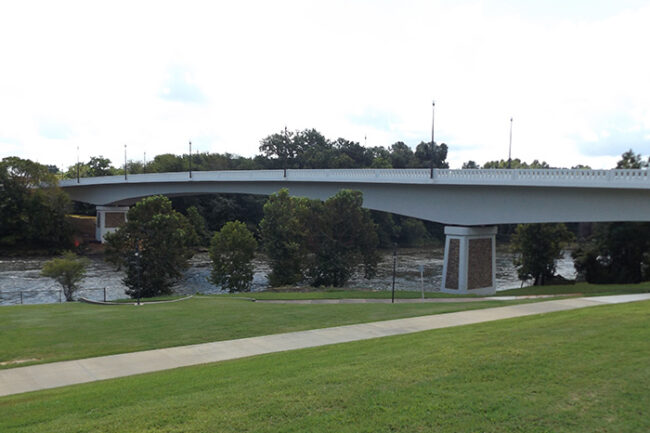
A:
<box><xmin>0</xmin><ymin>247</ymin><xmax>576</xmax><ymax>305</ymax></box>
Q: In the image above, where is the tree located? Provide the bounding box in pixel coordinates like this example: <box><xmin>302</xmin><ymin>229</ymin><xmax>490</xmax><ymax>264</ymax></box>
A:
<box><xmin>483</xmin><ymin>159</ymin><xmax>551</xmax><ymax>169</ymax></box>
<box><xmin>42</xmin><ymin>252</ymin><xmax>89</xmax><ymax>301</ymax></box>
<box><xmin>511</xmin><ymin>223</ymin><xmax>574</xmax><ymax>285</ymax></box>
<box><xmin>209</xmin><ymin>221</ymin><xmax>257</xmax><ymax>292</ymax></box>
<box><xmin>414</xmin><ymin>141</ymin><xmax>449</xmax><ymax>168</ymax></box>
<box><xmin>186</xmin><ymin>206</ymin><xmax>210</xmax><ymax>246</ymax></box>
<box><xmin>87</xmin><ymin>156</ymin><xmax>117</xmax><ymax>177</ymax></box>
<box><xmin>462</xmin><ymin>160</ymin><xmax>480</xmax><ymax>169</ymax></box>
<box><xmin>573</xmin><ymin>222</ymin><xmax>650</xmax><ymax>283</ymax></box>
<box><xmin>306</xmin><ymin>190</ymin><xmax>379</xmax><ymax>287</ymax></box>
<box><xmin>389</xmin><ymin>142</ymin><xmax>415</xmax><ymax>168</ymax></box>
<box><xmin>0</xmin><ymin>157</ymin><xmax>72</xmax><ymax>250</ymax></box>
<box><xmin>259</xmin><ymin>189</ymin><xmax>311</xmax><ymax>286</ymax></box>
<box><xmin>104</xmin><ymin>196</ymin><xmax>197</xmax><ymax>298</ymax></box>
<box><xmin>616</xmin><ymin>149</ymin><xmax>648</xmax><ymax>169</ymax></box>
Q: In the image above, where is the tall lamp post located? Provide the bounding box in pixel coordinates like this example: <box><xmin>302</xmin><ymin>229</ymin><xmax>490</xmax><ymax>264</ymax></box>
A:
<box><xmin>189</xmin><ymin>140</ymin><xmax>192</xmax><ymax>179</ymax></box>
<box><xmin>124</xmin><ymin>144</ymin><xmax>128</xmax><ymax>180</ymax></box>
<box><xmin>430</xmin><ymin>100</ymin><xmax>435</xmax><ymax>178</ymax></box>
<box><xmin>508</xmin><ymin>117</ymin><xmax>513</xmax><ymax>169</ymax></box>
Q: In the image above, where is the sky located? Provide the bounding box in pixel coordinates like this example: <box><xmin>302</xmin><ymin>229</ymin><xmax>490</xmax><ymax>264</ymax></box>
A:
<box><xmin>1</xmin><ymin>0</ymin><xmax>650</xmax><ymax>170</ymax></box>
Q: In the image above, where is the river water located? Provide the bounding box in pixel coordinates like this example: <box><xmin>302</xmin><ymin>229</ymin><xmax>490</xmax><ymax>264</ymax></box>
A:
<box><xmin>0</xmin><ymin>247</ymin><xmax>576</xmax><ymax>305</ymax></box>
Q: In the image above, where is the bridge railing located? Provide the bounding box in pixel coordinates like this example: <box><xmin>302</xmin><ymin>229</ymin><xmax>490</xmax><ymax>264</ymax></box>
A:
<box><xmin>433</xmin><ymin>169</ymin><xmax>650</xmax><ymax>184</ymax></box>
<box><xmin>60</xmin><ymin>168</ymin><xmax>650</xmax><ymax>189</ymax></box>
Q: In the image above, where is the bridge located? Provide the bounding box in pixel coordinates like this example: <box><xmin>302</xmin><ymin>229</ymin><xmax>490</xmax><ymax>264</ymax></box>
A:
<box><xmin>60</xmin><ymin>168</ymin><xmax>650</xmax><ymax>295</ymax></box>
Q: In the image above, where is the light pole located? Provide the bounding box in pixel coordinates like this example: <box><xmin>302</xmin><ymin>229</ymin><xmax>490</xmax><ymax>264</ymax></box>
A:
<box><xmin>508</xmin><ymin>117</ymin><xmax>513</xmax><ymax>169</ymax></box>
<box><xmin>430</xmin><ymin>101</ymin><xmax>435</xmax><ymax>178</ymax></box>
<box><xmin>76</xmin><ymin>145</ymin><xmax>80</xmax><ymax>183</ymax></box>
<box><xmin>189</xmin><ymin>140</ymin><xmax>192</xmax><ymax>179</ymax></box>
<box><xmin>124</xmin><ymin>144</ymin><xmax>128</xmax><ymax>180</ymax></box>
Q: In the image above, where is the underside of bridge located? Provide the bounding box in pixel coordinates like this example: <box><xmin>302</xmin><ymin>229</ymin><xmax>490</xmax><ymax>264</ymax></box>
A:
<box><xmin>93</xmin><ymin>203</ymin><xmax>499</xmax><ymax>295</ymax></box>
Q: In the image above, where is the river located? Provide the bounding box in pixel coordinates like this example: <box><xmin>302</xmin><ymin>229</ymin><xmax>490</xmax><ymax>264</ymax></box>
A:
<box><xmin>0</xmin><ymin>247</ymin><xmax>576</xmax><ymax>305</ymax></box>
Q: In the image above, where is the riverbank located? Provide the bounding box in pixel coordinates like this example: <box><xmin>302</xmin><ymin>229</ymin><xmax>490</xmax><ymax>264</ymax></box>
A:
<box><xmin>0</xmin><ymin>247</ymin><xmax>577</xmax><ymax>306</ymax></box>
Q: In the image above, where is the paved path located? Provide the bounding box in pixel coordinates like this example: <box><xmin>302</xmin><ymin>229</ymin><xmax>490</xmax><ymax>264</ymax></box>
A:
<box><xmin>1</xmin><ymin>294</ymin><xmax>649</xmax><ymax>398</ymax></box>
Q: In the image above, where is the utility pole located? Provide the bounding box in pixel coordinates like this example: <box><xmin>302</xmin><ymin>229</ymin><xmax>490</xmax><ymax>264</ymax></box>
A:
<box><xmin>508</xmin><ymin>117</ymin><xmax>513</xmax><ymax>169</ymax></box>
<box><xmin>430</xmin><ymin>100</ymin><xmax>435</xmax><ymax>178</ymax></box>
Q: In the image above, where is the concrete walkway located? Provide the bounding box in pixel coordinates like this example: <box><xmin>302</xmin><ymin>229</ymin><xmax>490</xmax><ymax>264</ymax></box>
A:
<box><xmin>1</xmin><ymin>294</ymin><xmax>649</xmax><ymax>398</ymax></box>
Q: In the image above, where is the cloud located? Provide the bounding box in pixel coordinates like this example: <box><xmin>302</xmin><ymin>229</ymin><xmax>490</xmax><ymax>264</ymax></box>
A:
<box><xmin>159</xmin><ymin>66</ymin><xmax>206</xmax><ymax>103</ymax></box>
<box><xmin>575</xmin><ymin>128</ymin><xmax>650</xmax><ymax>157</ymax></box>
<box><xmin>347</xmin><ymin>108</ymin><xmax>399</xmax><ymax>133</ymax></box>
<box><xmin>37</xmin><ymin>119</ymin><xmax>72</xmax><ymax>140</ymax></box>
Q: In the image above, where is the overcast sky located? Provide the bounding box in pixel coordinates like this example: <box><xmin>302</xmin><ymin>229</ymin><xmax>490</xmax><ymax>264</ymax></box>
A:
<box><xmin>2</xmin><ymin>0</ymin><xmax>650</xmax><ymax>170</ymax></box>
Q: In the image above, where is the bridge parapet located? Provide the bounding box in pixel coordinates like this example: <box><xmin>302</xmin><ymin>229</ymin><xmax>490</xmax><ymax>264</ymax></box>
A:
<box><xmin>59</xmin><ymin>168</ymin><xmax>650</xmax><ymax>191</ymax></box>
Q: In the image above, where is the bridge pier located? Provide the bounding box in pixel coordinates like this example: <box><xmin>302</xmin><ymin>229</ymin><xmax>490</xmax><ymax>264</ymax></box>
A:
<box><xmin>441</xmin><ymin>226</ymin><xmax>497</xmax><ymax>295</ymax></box>
<box><xmin>96</xmin><ymin>205</ymin><xmax>129</xmax><ymax>242</ymax></box>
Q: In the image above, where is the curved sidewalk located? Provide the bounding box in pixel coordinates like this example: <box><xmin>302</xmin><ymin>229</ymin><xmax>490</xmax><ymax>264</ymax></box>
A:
<box><xmin>1</xmin><ymin>294</ymin><xmax>649</xmax><ymax>398</ymax></box>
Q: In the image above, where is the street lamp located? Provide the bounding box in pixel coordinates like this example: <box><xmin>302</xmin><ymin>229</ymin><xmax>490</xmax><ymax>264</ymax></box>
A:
<box><xmin>430</xmin><ymin>101</ymin><xmax>435</xmax><ymax>178</ymax></box>
<box><xmin>508</xmin><ymin>117</ymin><xmax>513</xmax><ymax>169</ymax></box>
<box><xmin>124</xmin><ymin>144</ymin><xmax>128</xmax><ymax>180</ymax></box>
<box><xmin>189</xmin><ymin>140</ymin><xmax>193</xmax><ymax>179</ymax></box>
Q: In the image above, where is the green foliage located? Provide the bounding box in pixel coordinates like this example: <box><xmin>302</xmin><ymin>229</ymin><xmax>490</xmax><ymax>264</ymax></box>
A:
<box><xmin>483</xmin><ymin>158</ymin><xmax>550</xmax><ymax>169</ymax></box>
<box><xmin>511</xmin><ymin>223</ymin><xmax>574</xmax><ymax>285</ymax></box>
<box><xmin>462</xmin><ymin>160</ymin><xmax>480</xmax><ymax>169</ymax></box>
<box><xmin>573</xmin><ymin>222</ymin><xmax>650</xmax><ymax>283</ymax></box>
<box><xmin>616</xmin><ymin>149</ymin><xmax>648</xmax><ymax>169</ymax></box>
<box><xmin>63</xmin><ymin>156</ymin><xmax>118</xmax><ymax>179</ymax></box>
<box><xmin>186</xmin><ymin>205</ymin><xmax>210</xmax><ymax>246</ymax></box>
<box><xmin>397</xmin><ymin>217</ymin><xmax>431</xmax><ymax>247</ymax></box>
<box><xmin>307</xmin><ymin>190</ymin><xmax>379</xmax><ymax>287</ymax></box>
<box><xmin>41</xmin><ymin>252</ymin><xmax>89</xmax><ymax>301</ymax></box>
<box><xmin>104</xmin><ymin>196</ymin><xmax>197</xmax><ymax>298</ymax></box>
<box><xmin>260</xmin><ymin>189</ymin><xmax>379</xmax><ymax>287</ymax></box>
<box><xmin>259</xmin><ymin>189</ymin><xmax>310</xmax><ymax>286</ymax></box>
<box><xmin>209</xmin><ymin>221</ymin><xmax>257</xmax><ymax>292</ymax></box>
<box><xmin>0</xmin><ymin>157</ymin><xmax>72</xmax><ymax>250</ymax></box>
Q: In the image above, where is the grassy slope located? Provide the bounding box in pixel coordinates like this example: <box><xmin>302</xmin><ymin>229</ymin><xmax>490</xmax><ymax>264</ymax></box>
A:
<box><xmin>220</xmin><ymin>289</ymin><xmax>475</xmax><ymax>300</ymax></box>
<box><xmin>0</xmin><ymin>296</ymin><xmax>531</xmax><ymax>368</ymax></box>
<box><xmin>499</xmin><ymin>281</ymin><xmax>650</xmax><ymax>296</ymax></box>
<box><xmin>2</xmin><ymin>301</ymin><xmax>648</xmax><ymax>432</ymax></box>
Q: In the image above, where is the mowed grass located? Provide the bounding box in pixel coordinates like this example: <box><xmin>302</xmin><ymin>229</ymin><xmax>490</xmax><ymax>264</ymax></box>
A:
<box><xmin>221</xmin><ymin>288</ymin><xmax>476</xmax><ymax>300</ymax></box>
<box><xmin>0</xmin><ymin>295</ymin><xmax>533</xmax><ymax>368</ymax></box>
<box><xmin>500</xmin><ymin>281</ymin><xmax>650</xmax><ymax>296</ymax></box>
<box><xmin>2</xmin><ymin>301</ymin><xmax>648</xmax><ymax>432</ymax></box>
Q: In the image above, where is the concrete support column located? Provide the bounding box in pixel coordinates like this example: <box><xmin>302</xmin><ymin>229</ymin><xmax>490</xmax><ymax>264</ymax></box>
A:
<box><xmin>441</xmin><ymin>225</ymin><xmax>497</xmax><ymax>295</ymax></box>
<box><xmin>96</xmin><ymin>205</ymin><xmax>129</xmax><ymax>243</ymax></box>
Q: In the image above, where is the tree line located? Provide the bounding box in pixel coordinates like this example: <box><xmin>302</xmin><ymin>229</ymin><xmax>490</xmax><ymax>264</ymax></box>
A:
<box><xmin>5</xmin><ymin>135</ymin><xmax>650</xmax><ymax>293</ymax></box>
<box><xmin>61</xmin><ymin>128</ymin><xmax>448</xmax><ymax>178</ymax></box>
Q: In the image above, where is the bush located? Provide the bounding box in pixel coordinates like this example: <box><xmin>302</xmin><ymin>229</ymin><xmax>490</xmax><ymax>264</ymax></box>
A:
<box><xmin>209</xmin><ymin>221</ymin><xmax>257</xmax><ymax>292</ymax></box>
<box><xmin>42</xmin><ymin>252</ymin><xmax>89</xmax><ymax>301</ymax></box>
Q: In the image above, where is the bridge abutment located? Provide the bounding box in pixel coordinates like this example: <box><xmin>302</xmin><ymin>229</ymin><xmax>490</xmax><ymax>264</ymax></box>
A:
<box><xmin>441</xmin><ymin>226</ymin><xmax>497</xmax><ymax>295</ymax></box>
<box><xmin>96</xmin><ymin>205</ymin><xmax>129</xmax><ymax>242</ymax></box>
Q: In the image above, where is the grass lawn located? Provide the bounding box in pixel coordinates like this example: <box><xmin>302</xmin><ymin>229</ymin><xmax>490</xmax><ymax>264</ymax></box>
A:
<box><xmin>220</xmin><ymin>288</ymin><xmax>477</xmax><ymax>300</ymax></box>
<box><xmin>499</xmin><ymin>281</ymin><xmax>650</xmax><ymax>296</ymax></box>
<box><xmin>0</xmin><ymin>295</ymin><xmax>535</xmax><ymax>368</ymax></box>
<box><xmin>1</xmin><ymin>301</ymin><xmax>648</xmax><ymax>432</ymax></box>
